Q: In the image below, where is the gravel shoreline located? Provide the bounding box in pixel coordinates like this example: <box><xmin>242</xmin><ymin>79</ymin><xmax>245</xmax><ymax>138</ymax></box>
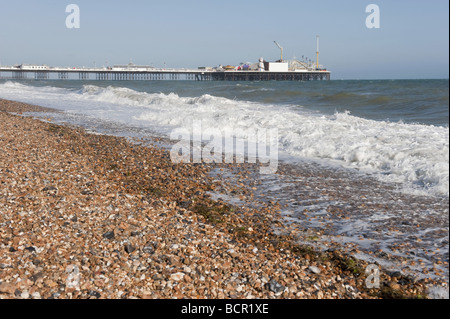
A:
<box><xmin>0</xmin><ymin>99</ymin><xmax>432</xmax><ymax>299</ymax></box>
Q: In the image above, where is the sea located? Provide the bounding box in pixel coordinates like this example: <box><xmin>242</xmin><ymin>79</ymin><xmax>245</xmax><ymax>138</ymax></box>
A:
<box><xmin>0</xmin><ymin>79</ymin><xmax>448</xmax><ymax>297</ymax></box>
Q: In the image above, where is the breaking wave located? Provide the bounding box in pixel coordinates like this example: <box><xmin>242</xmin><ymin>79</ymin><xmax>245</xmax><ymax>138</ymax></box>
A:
<box><xmin>1</xmin><ymin>82</ymin><xmax>448</xmax><ymax>197</ymax></box>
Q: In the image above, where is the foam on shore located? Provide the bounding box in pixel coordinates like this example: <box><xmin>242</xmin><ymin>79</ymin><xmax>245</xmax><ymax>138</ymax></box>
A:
<box><xmin>0</xmin><ymin>82</ymin><xmax>448</xmax><ymax>197</ymax></box>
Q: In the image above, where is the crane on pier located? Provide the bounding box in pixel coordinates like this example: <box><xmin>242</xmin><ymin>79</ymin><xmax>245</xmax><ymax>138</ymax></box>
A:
<box><xmin>316</xmin><ymin>35</ymin><xmax>320</xmax><ymax>69</ymax></box>
<box><xmin>274</xmin><ymin>41</ymin><xmax>284</xmax><ymax>62</ymax></box>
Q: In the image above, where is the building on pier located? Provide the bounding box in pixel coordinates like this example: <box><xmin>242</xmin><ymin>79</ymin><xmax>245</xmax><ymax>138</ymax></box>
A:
<box><xmin>110</xmin><ymin>62</ymin><xmax>155</xmax><ymax>72</ymax></box>
<box><xmin>15</xmin><ymin>64</ymin><xmax>50</xmax><ymax>70</ymax></box>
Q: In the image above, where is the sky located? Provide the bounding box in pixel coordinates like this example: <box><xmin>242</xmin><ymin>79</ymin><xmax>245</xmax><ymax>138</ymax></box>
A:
<box><xmin>0</xmin><ymin>0</ymin><xmax>448</xmax><ymax>79</ymax></box>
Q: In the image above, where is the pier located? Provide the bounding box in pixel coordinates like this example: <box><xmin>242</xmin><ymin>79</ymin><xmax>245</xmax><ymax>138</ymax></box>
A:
<box><xmin>0</xmin><ymin>66</ymin><xmax>331</xmax><ymax>82</ymax></box>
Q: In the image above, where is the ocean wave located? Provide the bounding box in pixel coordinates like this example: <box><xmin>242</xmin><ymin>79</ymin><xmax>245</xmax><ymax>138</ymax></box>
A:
<box><xmin>1</xmin><ymin>82</ymin><xmax>448</xmax><ymax>197</ymax></box>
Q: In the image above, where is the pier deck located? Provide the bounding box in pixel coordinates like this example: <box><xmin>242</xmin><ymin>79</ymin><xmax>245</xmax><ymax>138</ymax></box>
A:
<box><xmin>0</xmin><ymin>67</ymin><xmax>331</xmax><ymax>81</ymax></box>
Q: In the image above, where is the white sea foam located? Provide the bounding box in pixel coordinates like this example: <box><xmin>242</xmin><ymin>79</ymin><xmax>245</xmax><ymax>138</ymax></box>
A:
<box><xmin>1</xmin><ymin>82</ymin><xmax>448</xmax><ymax>197</ymax></box>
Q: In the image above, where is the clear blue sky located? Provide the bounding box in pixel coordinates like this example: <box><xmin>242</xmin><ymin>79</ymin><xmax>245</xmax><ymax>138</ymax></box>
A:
<box><xmin>0</xmin><ymin>0</ymin><xmax>448</xmax><ymax>79</ymax></box>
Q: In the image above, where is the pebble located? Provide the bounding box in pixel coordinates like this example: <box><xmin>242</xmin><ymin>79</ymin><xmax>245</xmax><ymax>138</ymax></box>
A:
<box><xmin>88</xmin><ymin>290</ymin><xmax>101</xmax><ymax>298</ymax></box>
<box><xmin>388</xmin><ymin>282</ymin><xmax>401</xmax><ymax>291</ymax></box>
<box><xmin>21</xmin><ymin>291</ymin><xmax>30</xmax><ymax>299</ymax></box>
<box><xmin>103</xmin><ymin>231</ymin><xmax>115</xmax><ymax>240</ymax></box>
<box><xmin>124</xmin><ymin>244</ymin><xmax>136</xmax><ymax>254</ymax></box>
<box><xmin>0</xmin><ymin>283</ymin><xmax>16</xmax><ymax>295</ymax></box>
<box><xmin>309</xmin><ymin>266</ymin><xmax>321</xmax><ymax>275</ymax></box>
<box><xmin>170</xmin><ymin>273</ymin><xmax>185</xmax><ymax>282</ymax></box>
<box><xmin>31</xmin><ymin>292</ymin><xmax>41</xmax><ymax>299</ymax></box>
<box><xmin>268</xmin><ymin>279</ymin><xmax>285</xmax><ymax>294</ymax></box>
